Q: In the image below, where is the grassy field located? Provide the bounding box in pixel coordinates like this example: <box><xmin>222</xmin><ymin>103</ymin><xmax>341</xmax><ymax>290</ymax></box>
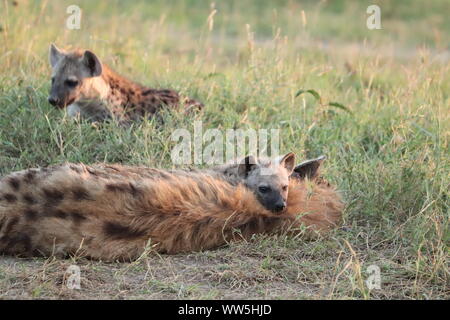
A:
<box><xmin>0</xmin><ymin>0</ymin><xmax>448</xmax><ymax>299</ymax></box>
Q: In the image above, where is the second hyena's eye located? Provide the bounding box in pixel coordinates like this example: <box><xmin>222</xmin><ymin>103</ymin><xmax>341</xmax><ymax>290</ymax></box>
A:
<box><xmin>65</xmin><ymin>79</ymin><xmax>79</xmax><ymax>87</ymax></box>
<box><xmin>282</xmin><ymin>185</ymin><xmax>288</xmax><ymax>191</ymax></box>
<box><xmin>258</xmin><ymin>186</ymin><xmax>270</xmax><ymax>193</ymax></box>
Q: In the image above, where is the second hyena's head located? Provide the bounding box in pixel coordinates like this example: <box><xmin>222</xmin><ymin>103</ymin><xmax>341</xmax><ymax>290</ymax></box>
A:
<box><xmin>238</xmin><ymin>152</ymin><xmax>296</xmax><ymax>213</ymax></box>
<box><xmin>48</xmin><ymin>44</ymin><xmax>103</xmax><ymax>108</ymax></box>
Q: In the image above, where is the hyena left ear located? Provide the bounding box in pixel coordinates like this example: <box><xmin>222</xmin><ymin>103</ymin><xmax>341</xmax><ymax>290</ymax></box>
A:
<box><xmin>291</xmin><ymin>155</ymin><xmax>326</xmax><ymax>180</ymax></box>
<box><xmin>238</xmin><ymin>155</ymin><xmax>258</xmax><ymax>178</ymax></box>
<box><xmin>279</xmin><ymin>152</ymin><xmax>296</xmax><ymax>174</ymax></box>
<box><xmin>49</xmin><ymin>43</ymin><xmax>64</xmax><ymax>68</ymax></box>
<box><xmin>82</xmin><ymin>50</ymin><xmax>103</xmax><ymax>77</ymax></box>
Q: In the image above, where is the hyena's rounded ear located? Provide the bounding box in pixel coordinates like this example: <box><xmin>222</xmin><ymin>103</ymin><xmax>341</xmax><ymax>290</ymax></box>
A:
<box><xmin>49</xmin><ymin>43</ymin><xmax>64</xmax><ymax>68</ymax></box>
<box><xmin>238</xmin><ymin>155</ymin><xmax>258</xmax><ymax>178</ymax></box>
<box><xmin>279</xmin><ymin>152</ymin><xmax>296</xmax><ymax>174</ymax></box>
<box><xmin>291</xmin><ymin>155</ymin><xmax>326</xmax><ymax>180</ymax></box>
<box><xmin>82</xmin><ymin>50</ymin><xmax>102</xmax><ymax>77</ymax></box>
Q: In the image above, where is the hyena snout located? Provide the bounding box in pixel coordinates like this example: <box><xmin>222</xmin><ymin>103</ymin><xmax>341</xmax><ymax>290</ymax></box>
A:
<box><xmin>47</xmin><ymin>96</ymin><xmax>60</xmax><ymax>106</ymax></box>
<box><xmin>259</xmin><ymin>192</ymin><xmax>287</xmax><ymax>213</ymax></box>
<box><xmin>274</xmin><ymin>200</ymin><xmax>286</xmax><ymax>212</ymax></box>
<box><xmin>47</xmin><ymin>91</ymin><xmax>75</xmax><ymax>109</ymax></box>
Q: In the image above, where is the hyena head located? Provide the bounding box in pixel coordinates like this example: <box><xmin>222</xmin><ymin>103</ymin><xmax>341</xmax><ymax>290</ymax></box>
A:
<box><xmin>48</xmin><ymin>44</ymin><xmax>103</xmax><ymax>108</ymax></box>
<box><xmin>238</xmin><ymin>152</ymin><xmax>296</xmax><ymax>213</ymax></box>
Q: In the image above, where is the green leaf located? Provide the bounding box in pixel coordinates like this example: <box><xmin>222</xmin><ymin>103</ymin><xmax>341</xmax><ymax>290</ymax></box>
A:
<box><xmin>328</xmin><ymin>102</ymin><xmax>353</xmax><ymax>115</ymax></box>
<box><xmin>295</xmin><ymin>89</ymin><xmax>321</xmax><ymax>102</ymax></box>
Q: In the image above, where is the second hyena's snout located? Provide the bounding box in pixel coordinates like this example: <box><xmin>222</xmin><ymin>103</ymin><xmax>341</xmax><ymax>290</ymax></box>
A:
<box><xmin>47</xmin><ymin>83</ymin><xmax>78</xmax><ymax>109</ymax></box>
<box><xmin>47</xmin><ymin>95</ymin><xmax>60</xmax><ymax>107</ymax></box>
<box><xmin>47</xmin><ymin>91</ymin><xmax>68</xmax><ymax>109</ymax></box>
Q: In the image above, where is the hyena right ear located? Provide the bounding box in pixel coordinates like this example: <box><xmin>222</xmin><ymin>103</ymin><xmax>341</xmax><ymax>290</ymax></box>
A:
<box><xmin>279</xmin><ymin>152</ymin><xmax>296</xmax><ymax>174</ymax></box>
<box><xmin>238</xmin><ymin>155</ymin><xmax>258</xmax><ymax>178</ymax></box>
<box><xmin>82</xmin><ymin>50</ymin><xmax>103</xmax><ymax>77</ymax></box>
<box><xmin>291</xmin><ymin>155</ymin><xmax>326</xmax><ymax>180</ymax></box>
<box><xmin>49</xmin><ymin>43</ymin><xmax>64</xmax><ymax>68</ymax></box>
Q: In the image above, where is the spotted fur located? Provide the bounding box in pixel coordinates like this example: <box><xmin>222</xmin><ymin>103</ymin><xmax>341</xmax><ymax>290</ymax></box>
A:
<box><xmin>48</xmin><ymin>44</ymin><xmax>203</xmax><ymax>124</ymax></box>
<box><xmin>0</xmin><ymin>162</ymin><xmax>343</xmax><ymax>261</ymax></box>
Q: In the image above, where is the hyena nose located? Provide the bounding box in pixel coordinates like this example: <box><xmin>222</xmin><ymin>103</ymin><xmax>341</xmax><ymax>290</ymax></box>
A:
<box><xmin>48</xmin><ymin>96</ymin><xmax>59</xmax><ymax>106</ymax></box>
<box><xmin>274</xmin><ymin>202</ymin><xmax>286</xmax><ymax>212</ymax></box>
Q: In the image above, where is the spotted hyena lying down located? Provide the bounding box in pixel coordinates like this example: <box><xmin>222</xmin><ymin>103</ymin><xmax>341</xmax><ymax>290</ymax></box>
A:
<box><xmin>48</xmin><ymin>44</ymin><xmax>203</xmax><ymax>124</ymax></box>
<box><xmin>0</xmin><ymin>156</ymin><xmax>343</xmax><ymax>261</ymax></box>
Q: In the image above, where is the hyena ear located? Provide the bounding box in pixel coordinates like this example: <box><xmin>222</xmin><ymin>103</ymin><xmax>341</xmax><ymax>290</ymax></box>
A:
<box><xmin>238</xmin><ymin>155</ymin><xmax>258</xmax><ymax>178</ymax></box>
<box><xmin>82</xmin><ymin>50</ymin><xmax>102</xmax><ymax>77</ymax></box>
<box><xmin>291</xmin><ymin>155</ymin><xmax>326</xmax><ymax>180</ymax></box>
<box><xmin>49</xmin><ymin>43</ymin><xmax>64</xmax><ymax>68</ymax></box>
<box><xmin>279</xmin><ymin>152</ymin><xmax>296</xmax><ymax>174</ymax></box>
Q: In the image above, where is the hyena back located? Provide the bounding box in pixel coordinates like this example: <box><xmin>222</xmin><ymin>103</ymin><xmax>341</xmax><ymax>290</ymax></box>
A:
<box><xmin>0</xmin><ymin>159</ymin><xmax>343</xmax><ymax>261</ymax></box>
<box><xmin>48</xmin><ymin>44</ymin><xmax>203</xmax><ymax>124</ymax></box>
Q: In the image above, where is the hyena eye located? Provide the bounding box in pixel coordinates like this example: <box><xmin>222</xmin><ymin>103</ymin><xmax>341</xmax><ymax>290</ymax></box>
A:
<box><xmin>65</xmin><ymin>79</ymin><xmax>79</xmax><ymax>87</ymax></box>
<box><xmin>282</xmin><ymin>185</ymin><xmax>288</xmax><ymax>191</ymax></box>
<box><xmin>258</xmin><ymin>186</ymin><xmax>270</xmax><ymax>193</ymax></box>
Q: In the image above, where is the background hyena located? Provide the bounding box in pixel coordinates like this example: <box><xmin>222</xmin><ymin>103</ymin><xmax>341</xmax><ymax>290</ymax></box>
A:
<box><xmin>0</xmin><ymin>157</ymin><xmax>342</xmax><ymax>261</ymax></box>
<box><xmin>48</xmin><ymin>44</ymin><xmax>203</xmax><ymax>124</ymax></box>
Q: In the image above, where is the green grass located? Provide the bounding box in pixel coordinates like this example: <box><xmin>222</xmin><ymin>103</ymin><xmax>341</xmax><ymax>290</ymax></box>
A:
<box><xmin>0</xmin><ymin>0</ymin><xmax>449</xmax><ymax>299</ymax></box>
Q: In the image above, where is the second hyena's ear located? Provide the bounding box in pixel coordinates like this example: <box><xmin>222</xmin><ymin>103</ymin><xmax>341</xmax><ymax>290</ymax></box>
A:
<box><xmin>49</xmin><ymin>43</ymin><xmax>64</xmax><ymax>68</ymax></box>
<box><xmin>238</xmin><ymin>155</ymin><xmax>258</xmax><ymax>178</ymax></box>
<box><xmin>291</xmin><ymin>155</ymin><xmax>325</xmax><ymax>180</ymax></box>
<box><xmin>278</xmin><ymin>152</ymin><xmax>296</xmax><ymax>174</ymax></box>
<box><xmin>82</xmin><ymin>50</ymin><xmax>102</xmax><ymax>77</ymax></box>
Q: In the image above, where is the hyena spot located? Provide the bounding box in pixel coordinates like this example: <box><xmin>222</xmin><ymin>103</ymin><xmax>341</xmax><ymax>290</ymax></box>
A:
<box><xmin>3</xmin><ymin>193</ymin><xmax>17</xmax><ymax>203</ymax></box>
<box><xmin>22</xmin><ymin>193</ymin><xmax>37</xmax><ymax>205</ymax></box>
<box><xmin>24</xmin><ymin>170</ymin><xmax>37</xmax><ymax>183</ymax></box>
<box><xmin>72</xmin><ymin>187</ymin><xmax>91</xmax><ymax>201</ymax></box>
<box><xmin>24</xmin><ymin>209</ymin><xmax>39</xmax><ymax>221</ymax></box>
<box><xmin>8</xmin><ymin>177</ymin><xmax>20</xmax><ymax>191</ymax></box>
<box><xmin>43</xmin><ymin>188</ymin><xmax>64</xmax><ymax>205</ymax></box>
<box><xmin>44</xmin><ymin>209</ymin><xmax>68</xmax><ymax>219</ymax></box>
<box><xmin>70</xmin><ymin>211</ymin><xmax>87</xmax><ymax>224</ymax></box>
<box><xmin>69</xmin><ymin>165</ymin><xmax>82</xmax><ymax>174</ymax></box>
<box><xmin>142</xmin><ymin>89</ymin><xmax>157</xmax><ymax>96</ymax></box>
<box><xmin>103</xmin><ymin>221</ymin><xmax>146</xmax><ymax>240</ymax></box>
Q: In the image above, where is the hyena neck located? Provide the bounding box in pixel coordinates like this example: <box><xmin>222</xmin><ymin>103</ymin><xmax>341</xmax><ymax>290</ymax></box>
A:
<box><xmin>71</xmin><ymin>61</ymin><xmax>196</xmax><ymax>122</ymax></box>
<box><xmin>74</xmin><ymin>64</ymin><xmax>148</xmax><ymax>120</ymax></box>
<box><xmin>99</xmin><ymin>64</ymin><xmax>145</xmax><ymax>107</ymax></box>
